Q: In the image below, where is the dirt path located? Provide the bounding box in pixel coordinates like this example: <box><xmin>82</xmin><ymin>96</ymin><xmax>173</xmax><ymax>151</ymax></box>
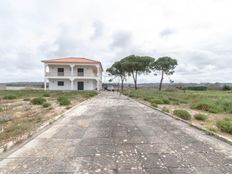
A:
<box><xmin>0</xmin><ymin>92</ymin><xmax>231</xmax><ymax>173</ymax></box>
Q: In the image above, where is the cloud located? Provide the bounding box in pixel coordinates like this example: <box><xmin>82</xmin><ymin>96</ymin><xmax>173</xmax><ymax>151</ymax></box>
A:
<box><xmin>160</xmin><ymin>28</ymin><xmax>175</xmax><ymax>37</ymax></box>
<box><xmin>0</xmin><ymin>0</ymin><xmax>232</xmax><ymax>83</ymax></box>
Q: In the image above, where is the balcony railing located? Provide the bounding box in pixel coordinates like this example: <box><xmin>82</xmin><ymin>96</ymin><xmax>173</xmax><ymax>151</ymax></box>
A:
<box><xmin>45</xmin><ymin>72</ymin><xmax>97</xmax><ymax>77</ymax></box>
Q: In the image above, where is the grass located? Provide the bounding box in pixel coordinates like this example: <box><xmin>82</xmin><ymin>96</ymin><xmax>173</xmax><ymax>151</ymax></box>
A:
<box><xmin>31</xmin><ymin>97</ymin><xmax>46</xmax><ymax>105</ymax></box>
<box><xmin>216</xmin><ymin>118</ymin><xmax>232</xmax><ymax>134</ymax></box>
<box><xmin>194</xmin><ymin>114</ymin><xmax>208</xmax><ymax>121</ymax></box>
<box><xmin>58</xmin><ymin>96</ymin><xmax>71</xmax><ymax>105</ymax></box>
<box><xmin>122</xmin><ymin>89</ymin><xmax>232</xmax><ymax>114</ymax></box>
<box><xmin>3</xmin><ymin>95</ymin><xmax>17</xmax><ymax>100</ymax></box>
<box><xmin>123</xmin><ymin>89</ymin><xmax>232</xmax><ymax>137</ymax></box>
<box><xmin>173</xmin><ymin>109</ymin><xmax>191</xmax><ymax>120</ymax></box>
<box><xmin>0</xmin><ymin>89</ymin><xmax>98</xmax><ymax>144</ymax></box>
<box><xmin>42</xmin><ymin>102</ymin><xmax>51</xmax><ymax>108</ymax></box>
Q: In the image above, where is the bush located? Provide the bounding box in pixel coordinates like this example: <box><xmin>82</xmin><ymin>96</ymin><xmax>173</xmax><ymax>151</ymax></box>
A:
<box><xmin>194</xmin><ymin>114</ymin><xmax>208</xmax><ymax>121</ymax></box>
<box><xmin>191</xmin><ymin>102</ymin><xmax>222</xmax><ymax>113</ymax></box>
<box><xmin>187</xmin><ymin>86</ymin><xmax>207</xmax><ymax>91</ymax></box>
<box><xmin>23</xmin><ymin>98</ymin><xmax>30</xmax><ymax>101</ymax></box>
<box><xmin>162</xmin><ymin>107</ymin><xmax>169</xmax><ymax>113</ymax></box>
<box><xmin>58</xmin><ymin>96</ymin><xmax>71</xmax><ymax>106</ymax></box>
<box><xmin>151</xmin><ymin>103</ymin><xmax>158</xmax><ymax>108</ymax></box>
<box><xmin>173</xmin><ymin>109</ymin><xmax>191</xmax><ymax>120</ymax></box>
<box><xmin>216</xmin><ymin>118</ymin><xmax>232</xmax><ymax>134</ymax></box>
<box><xmin>3</xmin><ymin>95</ymin><xmax>17</xmax><ymax>100</ymax></box>
<box><xmin>31</xmin><ymin>97</ymin><xmax>46</xmax><ymax>105</ymax></box>
<box><xmin>151</xmin><ymin>99</ymin><xmax>164</xmax><ymax>104</ymax></box>
<box><xmin>0</xmin><ymin>107</ymin><xmax>3</xmax><ymax>112</ymax></box>
<box><xmin>42</xmin><ymin>102</ymin><xmax>51</xmax><ymax>108</ymax></box>
<box><xmin>222</xmin><ymin>85</ymin><xmax>231</xmax><ymax>91</ymax></box>
<box><xmin>162</xmin><ymin>98</ymin><xmax>170</xmax><ymax>104</ymax></box>
<box><xmin>43</xmin><ymin>93</ymin><xmax>50</xmax><ymax>97</ymax></box>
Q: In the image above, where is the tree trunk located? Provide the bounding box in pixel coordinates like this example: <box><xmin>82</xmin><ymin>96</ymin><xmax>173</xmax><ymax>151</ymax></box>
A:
<box><xmin>134</xmin><ymin>71</ymin><xmax>138</xmax><ymax>90</ymax></box>
<box><xmin>131</xmin><ymin>71</ymin><xmax>137</xmax><ymax>90</ymax></box>
<box><xmin>159</xmin><ymin>70</ymin><xmax>164</xmax><ymax>91</ymax></box>
<box><xmin>121</xmin><ymin>76</ymin><xmax>124</xmax><ymax>91</ymax></box>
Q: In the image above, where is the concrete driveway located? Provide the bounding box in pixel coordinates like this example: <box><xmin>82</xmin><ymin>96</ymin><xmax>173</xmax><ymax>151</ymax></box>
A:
<box><xmin>0</xmin><ymin>92</ymin><xmax>231</xmax><ymax>174</ymax></box>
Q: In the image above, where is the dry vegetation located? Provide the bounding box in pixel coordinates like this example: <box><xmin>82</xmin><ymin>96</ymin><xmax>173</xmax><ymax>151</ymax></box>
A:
<box><xmin>123</xmin><ymin>89</ymin><xmax>232</xmax><ymax>140</ymax></box>
<box><xmin>0</xmin><ymin>90</ymin><xmax>97</xmax><ymax>145</ymax></box>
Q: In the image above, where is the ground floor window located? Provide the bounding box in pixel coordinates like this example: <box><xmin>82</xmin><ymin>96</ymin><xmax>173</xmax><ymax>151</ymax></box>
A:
<box><xmin>57</xmin><ymin>81</ymin><xmax>64</xmax><ymax>86</ymax></box>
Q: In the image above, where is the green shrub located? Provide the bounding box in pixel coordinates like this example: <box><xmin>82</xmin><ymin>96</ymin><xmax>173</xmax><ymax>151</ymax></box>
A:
<box><xmin>173</xmin><ymin>109</ymin><xmax>191</xmax><ymax>120</ymax></box>
<box><xmin>187</xmin><ymin>86</ymin><xmax>207</xmax><ymax>91</ymax></box>
<box><xmin>191</xmin><ymin>102</ymin><xmax>222</xmax><ymax>113</ymax></box>
<box><xmin>58</xmin><ymin>96</ymin><xmax>71</xmax><ymax>106</ymax></box>
<box><xmin>207</xmin><ymin>127</ymin><xmax>218</xmax><ymax>133</ymax></box>
<box><xmin>151</xmin><ymin>103</ymin><xmax>158</xmax><ymax>108</ymax></box>
<box><xmin>151</xmin><ymin>99</ymin><xmax>164</xmax><ymax>104</ymax></box>
<box><xmin>23</xmin><ymin>98</ymin><xmax>30</xmax><ymax>101</ymax></box>
<box><xmin>222</xmin><ymin>85</ymin><xmax>231</xmax><ymax>91</ymax></box>
<box><xmin>162</xmin><ymin>98</ymin><xmax>170</xmax><ymax>104</ymax></box>
<box><xmin>194</xmin><ymin>114</ymin><xmax>208</xmax><ymax>121</ymax></box>
<box><xmin>43</xmin><ymin>93</ymin><xmax>50</xmax><ymax>97</ymax></box>
<box><xmin>42</xmin><ymin>102</ymin><xmax>51</xmax><ymax>108</ymax></box>
<box><xmin>0</xmin><ymin>107</ymin><xmax>3</xmax><ymax>112</ymax></box>
<box><xmin>3</xmin><ymin>95</ymin><xmax>17</xmax><ymax>100</ymax></box>
<box><xmin>216</xmin><ymin>118</ymin><xmax>232</xmax><ymax>134</ymax></box>
<box><xmin>162</xmin><ymin>107</ymin><xmax>169</xmax><ymax>113</ymax></box>
<box><xmin>31</xmin><ymin>97</ymin><xmax>46</xmax><ymax>105</ymax></box>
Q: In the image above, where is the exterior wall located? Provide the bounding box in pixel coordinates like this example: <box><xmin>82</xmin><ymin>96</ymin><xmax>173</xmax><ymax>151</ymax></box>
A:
<box><xmin>48</xmin><ymin>79</ymin><xmax>97</xmax><ymax>91</ymax></box>
<box><xmin>49</xmin><ymin>79</ymin><xmax>71</xmax><ymax>90</ymax></box>
<box><xmin>73</xmin><ymin>79</ymin><xmax>97</xmax><ymax>90</ymax></box>
<box><xmin>47</xmin><ymin>65</ymin><xmax>97</xmax><ymax>77</ymax></box>
<box><xmin>44</xmin><ymin>62</ymin><xmax>102</xmax><ymax>91</ymax></box>
<box><xmin>73</xmin><ymin>65</ymin><xmax>97</xmax><ymax>77</ymax></box>
<box><xmin>48</xmin><ymin>65</ymin><xmax>71</xmax><ymax>76</ymax></box>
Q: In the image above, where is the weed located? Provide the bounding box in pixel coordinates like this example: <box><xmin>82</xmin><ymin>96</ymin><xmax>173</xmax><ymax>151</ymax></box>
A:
<box><xmin>58</xmin><ymin>96</ymin><xmax>71</xmax><ymax>106</ymax></box>
<box><xmin>194</xmin><ymin>114</ymin><xmax>208</xmax><ymax>121</ymax></box>
<box><xmin>173</xmin><ymin>109</ymin><xmax>191</xmax><ymax>120</ymax></box>
<box><xmin>216</xmin><ymin>118</ymin><xmax>232</xmax><ymax>134</ymax></box>
<box><xmin>43</xmin><ymin>93</ymin><xmax>50</xmax><ymax>97</ymax></box>
<box><xmin>3</xmin><ymin>95</ymin><xmax>16</xmax><ymax>100</ymax></box>
<box><xmin>23</xmin><ymin>98</ymin><xmax>30</xmax><ymax>101</ymax></box>
<box><xmin>42</xmin><ymin>102</ymin><xmax>51</xmax><ymax>108</ymax></box>
<box><xmin>31</xmin><ymin>97</ymin><xmax>46</xmax><ymax>105</ymax></box>
<box><xmin>162</xmin><ymin>107</ymin><xmax>169</xmax><ymax>113</ymax></box>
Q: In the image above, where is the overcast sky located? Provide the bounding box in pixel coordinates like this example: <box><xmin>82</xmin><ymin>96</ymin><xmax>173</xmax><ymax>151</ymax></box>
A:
<box><xmin>0</xmin><ymin>0</ymin><xmax>232</xmax><ymax>83</ymax></box>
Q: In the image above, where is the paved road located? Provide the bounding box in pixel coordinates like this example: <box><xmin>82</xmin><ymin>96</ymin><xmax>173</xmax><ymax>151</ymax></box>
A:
<box><xmin>0</xmin><ymin>92</ymin><xmax>231</xmax><ymax>174</ymax></box>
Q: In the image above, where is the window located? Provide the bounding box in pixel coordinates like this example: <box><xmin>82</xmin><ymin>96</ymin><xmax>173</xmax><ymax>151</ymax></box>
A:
<box><xmin>77</xmin><ymin>68</ymin><xmax>84</xmax><ymax>76</ymax></box>
<box><xmin>57</xmin><ymin>68</ymin><xmax>64</xmax><ymax>76</ymax></box>
<box><xmin>57</xmin><ymin>81</ymin><xmax>64</xmax><ymax>86</ymax></box>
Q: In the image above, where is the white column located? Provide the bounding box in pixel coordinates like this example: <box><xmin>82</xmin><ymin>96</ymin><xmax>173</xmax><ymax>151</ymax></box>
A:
<box><xmin>44</xmin><ymin>78</ymin><xmax>47</xmax><ymax>91</ymax></box>
<box><xmin>44</xmin><ymin>64</ymin><xmax>47</xmax><ymax>91</ymax></box>
<box><xmin>97</xmin><ymin>80</ymin><xmax>99</xmax><ymax>91</ymax></box>
<box><xmin>70</xmin><ymin>64</ymin><xmax>74</xmax><ymax>76</ymax></box>
<box><xmin>70</xmin><ymin>78</ymin><xmax>74</xmax><ymax>91</ymax></box>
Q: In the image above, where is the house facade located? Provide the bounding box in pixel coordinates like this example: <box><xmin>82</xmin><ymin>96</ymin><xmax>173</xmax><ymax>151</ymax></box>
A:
<box><xmin>42</xmin><ymin>57</ymin><xmax>103</xmax><ymax>91</ymax></box>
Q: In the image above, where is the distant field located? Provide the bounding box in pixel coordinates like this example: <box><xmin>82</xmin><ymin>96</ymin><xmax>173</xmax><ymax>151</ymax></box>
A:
<box><xmin>0</xmin><ymin>90</ymin><xmax>97</xmax><ymax>145</ymax></box>
<box><xmin>123</xmin><ymin>89</ymin><xmax>232</xmax><ymax>139</ymax></box>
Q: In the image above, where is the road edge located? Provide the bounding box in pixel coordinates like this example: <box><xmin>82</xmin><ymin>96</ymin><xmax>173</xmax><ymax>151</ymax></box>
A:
<box><xmin>125</xmin><ymin>95</ymin><xmax>232</xmax><ymax>146</ymax></box>
<box><xmin>0</xmin><ymin>94</ymin><xmax>98</xmax><ymax>158</ymax></box>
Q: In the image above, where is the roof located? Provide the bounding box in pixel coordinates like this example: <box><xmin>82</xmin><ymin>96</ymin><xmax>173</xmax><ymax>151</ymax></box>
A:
<box><xmin>42</xmin><ymin>57</ymin><xmax>103</xmax><ymax>71</ymax></box>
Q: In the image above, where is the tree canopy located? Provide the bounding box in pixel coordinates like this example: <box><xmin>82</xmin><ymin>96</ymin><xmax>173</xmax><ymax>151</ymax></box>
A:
<box><xmin>152</xmin><ymin>57</ymin><xmax>177</xmax><ymax>91</ymax></box>
<box><xmin>106</xmin><ymin>61</ymin><xmax>126</xmax><ymax>90</ymax></box>
<box><xmin>121</xmin><ymin>55</ymin><xmax>155</xmax><ymax>89</ymax></box>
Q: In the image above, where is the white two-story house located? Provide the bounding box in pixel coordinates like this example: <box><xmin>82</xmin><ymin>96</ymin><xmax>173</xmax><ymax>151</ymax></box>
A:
<box><xmin>42</xmin><ymin>57</ymin><xmax>103</xmax><ymax>91</ymax></box>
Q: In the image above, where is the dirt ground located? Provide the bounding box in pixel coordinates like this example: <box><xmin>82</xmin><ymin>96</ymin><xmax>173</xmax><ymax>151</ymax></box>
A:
<box><xmin>0</xmin><ymin>95</ymin><xmax>88</xmax><ymax>145</ymax></box>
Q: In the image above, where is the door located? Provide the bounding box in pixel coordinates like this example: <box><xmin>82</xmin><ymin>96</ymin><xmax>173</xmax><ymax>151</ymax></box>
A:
<box><xmin>77</xmin><ymin>82</ymin><xmax>84</xmax><ymax>90</ymax></box>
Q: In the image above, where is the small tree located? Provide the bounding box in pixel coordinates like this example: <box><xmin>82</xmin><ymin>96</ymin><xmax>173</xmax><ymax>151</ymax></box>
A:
<box><xmin>153</xmin><ymin>57</ymin><xmax>177</xmax><ymax>91</ymax></box>
<box><xmin>106</xmin><ymin>61</ymin><xmax>126</xmax><ymax>90</ymax></box>
<box><xmin>121</xmin><ymin>55</ymin><xmax>155</xmax><ymax>90</ymax></box>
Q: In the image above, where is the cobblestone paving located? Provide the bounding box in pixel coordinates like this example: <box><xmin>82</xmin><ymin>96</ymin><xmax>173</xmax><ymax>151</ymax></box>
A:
<box><xmin>0</xmin><ymin>92</ymin><xmax>231</xmax><ymax>174</ymax></box>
